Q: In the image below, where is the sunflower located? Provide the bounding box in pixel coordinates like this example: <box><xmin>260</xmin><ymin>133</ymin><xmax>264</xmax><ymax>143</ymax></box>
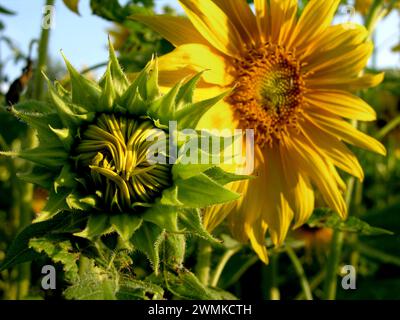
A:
<box><xmin>133</xmin><ymin>0</ymin><xmax>386</xmax><ymax>263</ymax></box>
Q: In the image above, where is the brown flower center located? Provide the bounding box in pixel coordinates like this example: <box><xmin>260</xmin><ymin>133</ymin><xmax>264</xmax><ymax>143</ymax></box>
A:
<box><xmin>229</xmin><ymin>44</ymin><xmax>306</xmax><ymax>147</ymax></box>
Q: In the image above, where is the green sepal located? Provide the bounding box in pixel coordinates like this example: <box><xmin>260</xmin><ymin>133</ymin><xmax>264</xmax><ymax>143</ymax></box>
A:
<box><xmin>145</xmin><ymin>58</ymin><xmax>160</xmax><ymax>101</ymax></box>
<box><xmin>74</xmin><ymin>213</ymin><xmax>111</xmax><ymax>240</ymax></box>
<box><xmin>34</xmin><ymin>190</ymin><xmax>70</xmax><ymax>222</ymax></box>
<box><xmin>66</xmin><ymin>193</ymin><xmax>97</xmax><ymax>211</ymax></box>
<box><xmin>178</xmin><ymin>209</ymin><xmax>220</xmax><ymax>245</ymax></box>
<box><xmin>110</xmin><ymin>213</ymin><xmax>142</xmax><ymax>242</ymax></box>
<box><xmin>130</xmin><ymin>221</ymin><xmax>165</xmax><ymax>274</ymax></box>
<box><xmin>0</xmin><ymin>147</ymin><xmax>68</xmax><ymax>168</ymax></box>
<box><xmin>54</xmin><ymin>164</ymin><xmax>77</xmax><ymax>192</ymax></box>
<box><xmin>9</xmin><ymin>108</ymin><xmax>62</xmax><ymax>146</ymax></box>
<box><xmin>149</xmin><ymin>81</ymin><xmax>181</xmax><ymax>126</ymax></box>
<box><xmin>160</xmin><ymin>186</ymin><xmax>184</xmax><ymax>206</ymax></box>
<box><xmin>175</xmin><ymin>71</ymin><xmax>204</xmax><ymax>107</ymax></box>
<box><xmin>49</xmin><ymin>125</ymin><xmax>74</xmax><ymax>150</ymax></box>
<box><xmin>142</xmin><ymin>205</ymin><xmax>178</xmax><ymax>232</ymax></box>
<box><xmin>121</xmin><ymin>86</ymin><xmax>149</xmax><ymax>116</ymax></box>
<box><xmin>98</xmin><ymin>62</ymin><xmax>117</xmax><ymax>112</ymax></box>
<box><xmin>174</xmin><ymin>89</ymin><xmax>231</xmax><ymax>130</ymax></box>
<box><xmin>176</xmin><ymin>173</ymin><xmax>240</xmax><ymax>207</ymax></box>
<box><xmin>17</xmin><ymin>167</ymin><xmax>54</xmax><ymax>189</ymax></box>
<box><xmin>61</xmin><ymin>52</ymin><xmax>102</xmax><ymax>108</ymax></box>
<box><xmin>12</xmin><ymin>100</ymin><xmax>55</xmax><ymax>114</ymax></box>
<box><xmin>204</xmin><ymin>166</ymin><xmax>252</xmax><ymax>185</ymax></box>
<box><xmin>107</xmin><ymin>37</ymin><xmax>129</xmax><ymax>95</ymax></box>
<box><xmin>172</xmin><ymin>160</ymin><xmax>215</xmax><ymax>181</ymax></box>
<box><xmin>46</xmin><ymin>77</ymin><xmax>85</xmax><ymax>128</ymax></box>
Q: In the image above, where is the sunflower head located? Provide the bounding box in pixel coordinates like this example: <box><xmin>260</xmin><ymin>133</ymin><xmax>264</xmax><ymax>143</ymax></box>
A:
<box><xmin>1</xmin><ymin>40</ymin><xmax>247</xmax><ymax>272</ymax></box>
<box><xmin>133</xmin><ymin>0</ymin><xmax>387</xmax><ymax>264</ymax></box>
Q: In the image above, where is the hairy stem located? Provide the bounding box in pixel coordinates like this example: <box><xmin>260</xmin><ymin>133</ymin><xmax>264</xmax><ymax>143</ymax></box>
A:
<box><xmin>195</xmin><ymin>240</ymin><xmax>212</xmax><ymax>286</ymax></box>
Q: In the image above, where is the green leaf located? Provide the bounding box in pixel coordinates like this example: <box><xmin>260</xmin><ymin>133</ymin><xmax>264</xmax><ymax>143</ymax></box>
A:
<box><xmin>178</xmin><ymin>209</ymin><xmax>220</xmax><ymax>245</ymax></box>
<box><xmin>164</xmin><ymin>269</ymin><xmax>233</xmax><ymax>300</ymax></box>
<box><xmin>142</xmin><ymin>205</ymin><xmax>178</xmax><ymax>232</ymax></box>
<box><xmin>130</xmin><ymin>222</ymin><xmax>165</xmax><ymax>274</ymax></box>
<box><xmin>29</xmin><ymin>236</ymin><xmax>80</xmax><ymax>282</ymax></box>
<box><xmin>74</xmin><ymin>214</ymin><xmax>111</xmax><ymax>240</ymax></box>
<box><xmin>62</xmin><ymin>0</ymin><xmax>80</xmax><ymax>15</ymax></box>
<box><xmin>110</xmin><ymin>214</ymin><xmax>142</xmax><ymax>241</ymax></box>
<box><xmin>176</xmin><ymin>173</ymin><xmax>240</xmax><ymax>207</ymax></box>
<box><xmin>307</xmin><ymin>208</ymin><xmax>394</xmax><ymax>236</ymax></box>
<box><xmin>0</xmin><ymin>212</ymin><xmax>87</xmax><ymax>271</ymax></box>
<box><xmin>117</xmin><ymin>278</ymin><xmax>164</xmax><ymax>300</ymax></box>
<box><xmin>64</xmin><ymin>264</ymin><xmax>117</xmax><ymax>300</ymax></box>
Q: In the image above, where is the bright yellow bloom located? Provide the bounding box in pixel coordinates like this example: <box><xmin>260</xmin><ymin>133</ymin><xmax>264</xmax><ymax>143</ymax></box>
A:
<box><xmin>133</xmin><ymin>0</ymin><xmax>386</xmax><ymax>263</ymax></box>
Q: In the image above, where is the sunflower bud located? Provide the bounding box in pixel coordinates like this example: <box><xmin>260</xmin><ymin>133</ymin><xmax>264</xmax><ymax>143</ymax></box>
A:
<box><xmin>1</xmin><ymin>39</ymin><xmax>248</xmax><ymax>273</ymax></box>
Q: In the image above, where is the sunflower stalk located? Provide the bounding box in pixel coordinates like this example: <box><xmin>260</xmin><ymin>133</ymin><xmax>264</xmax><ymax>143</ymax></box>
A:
<box><xmin>323</xmin><ymin>174</ymin><xmax>356</xmax><ymax>300</ymax></box>
<box><xmin>286</xmin><ymin>247</ymin><xmax>313</xmax><ymax>300</ymax></box>
<box><xmin>210</xmin><ymin>246</ymin><xmax>240</xmax><ymax>287</ymax></box>
<box><xmin>195</xmin><ymin>240</ymin><xmax>212</xmax><ymax>286</ymax></box>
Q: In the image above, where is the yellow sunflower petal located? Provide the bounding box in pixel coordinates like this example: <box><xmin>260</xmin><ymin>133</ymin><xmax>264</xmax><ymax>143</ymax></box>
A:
<box><xmin>196</xmin><ymin>99</ymin><xmax>239</xmax><ymax>131</ymax></box>
<box><xmin>130</xmin><ymin>15</ymin><xmax>208</xmax><ymax>47</ymax></box>
<box><xmin>261</xmin><ymin>145</ymin><xmax>294</xmax><ymax>246</ymax></box>
<box><xmin>246</xmin><ymin>219</ymin><xmax>269</xmax><ymax>264</ymax></box>
<box><xmin>280</xmin><ymin>148</ymin><xmax>315</xmax><ymax>229</ymax></box>
<box><xmin>203</xmin><ymin>179</ymin><xmax>247</xmax><ymax>232</ymax></box>
<box><xmin>306</xmin><ymin>111</ymin><xmax>386</xmax><ymax>156</ymax></box>
<box><xmin>269</xmin><ymin>0</ymin><xmax>298</xmax><ymax>45</ymax></box>
<box><xmin>301</xmin><ymin>121</ymin><xmax>364</xmax><ymax>180</ymax></box>
<box><xmin>157</xmin><ymin>43</ymin><xmax>234</xmax><ymax>86</ymax></box>
<box><xmin>305</xmin><ymin>90</ymin><xmax>377</xmax><ymax>121</ymax></box>
<box><xmin>302</xmin><ymin>24</ymin><xmax>368</xmax><ymax>63</ymax></box>
<box><xmin>285</xmin><ymin>135</ymin><xmax>347</xmax><ymax>218</ymax></box>
<box><xmin>306</xmin><ymin>42</ymin><xmax>373</xmax><ymax>79</ymax></box>
<box><xmin>307</xmin><ymin>72</ymin><xmax>384</xmax><ymax>91</ymax></box>
<box><xmin>213</xmin><ymin>0</ymin><xmax>260</xmax><ymax>46</ymax></box>
<box><xmin>229</xmin><ymin>147</ymin><xmax>265</xmax><ymax>242</ymax></box>
<box><xmin>179</xmin><ymin>0</ymin><xmax>243</xmax><ymax>58</ymax></box>
<box><xmin>288</xmin><ymin>0</ymin><xmax>340</xmax><ymax>51</ymax></box>
<box><xmin>253</xmin><ymin>0</ymin><xmax>269</xmax><ymax>40</ymax></box>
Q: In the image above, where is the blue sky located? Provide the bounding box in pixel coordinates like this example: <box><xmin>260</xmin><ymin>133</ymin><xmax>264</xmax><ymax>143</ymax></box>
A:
<box><xmin>0</xmin><ymin>0</ymin><xmax>399</xmax><ymax>90</ymax></box>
